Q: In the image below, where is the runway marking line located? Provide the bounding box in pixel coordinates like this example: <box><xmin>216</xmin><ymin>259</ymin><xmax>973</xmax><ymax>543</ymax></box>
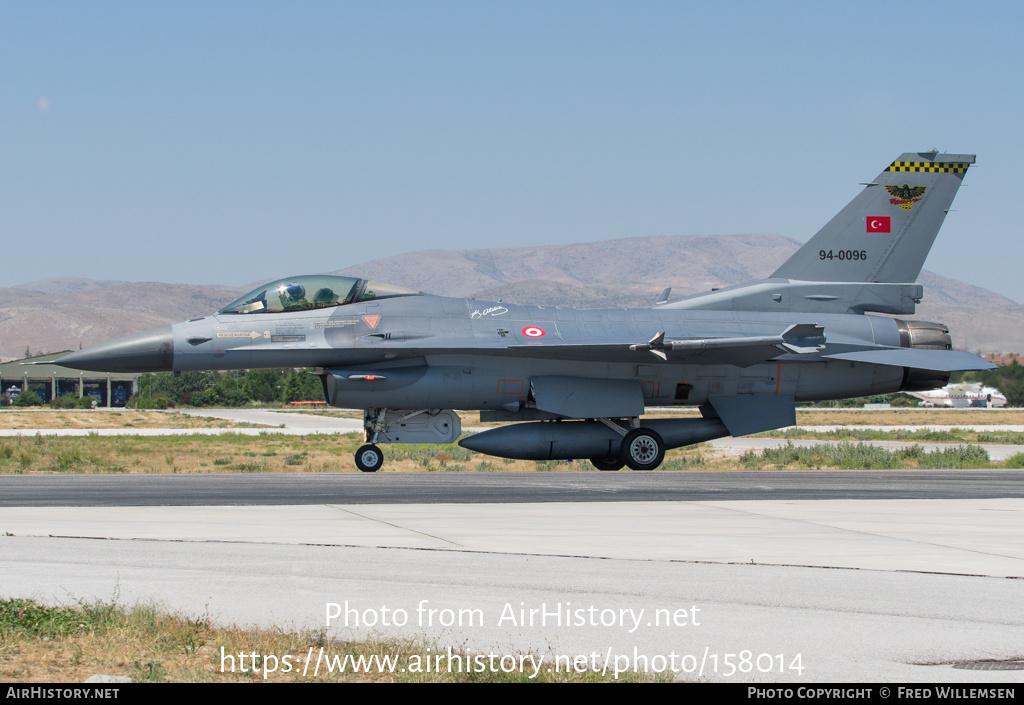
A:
<box><xmin>325</xmin><ymin>505</ymin><xmax>463</xmax><ymax>547</ymax></box>
<box><xmin>695</xmin><ymin>501</ymin><xmax>1024</xmax><ymax>566</ymax></box>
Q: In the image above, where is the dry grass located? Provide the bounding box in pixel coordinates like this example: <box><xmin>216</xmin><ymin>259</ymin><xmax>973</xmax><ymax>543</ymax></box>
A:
<box><xmin>2</xmin><ymin>432</ymin><xmax>1016</xmax><ymax>474</ymax></box>
<box><xmin>759</xmin><ymin>426</ymin><xmax>1024</xmax><ymax>445</ymax></box>
<box><xmin>4</xmin><ymin>407</ymin><xmax>1021</xmax><ymax>432</ymax></box>
<box><xmin>272</xmin><ymin>408</ymin><xmax>362</xmax><ymax>419</ymax></box>
<box><xmin>0</xmin><ymin>410</ymin><xmax>252</xmax><ymax>430</ymax></box>
<box><xmin>792</xmin><ymin>408</ymin><xmax>1024</xmax><ymax>426</ymax></box>
<box><xmin>0</xmin><ymin>432</ymin><xmax>593</xmax><ymax>474</ymax></box>
<box><xmin>1</xmin><ymin>407</ymin><xmax>1020</xmax><ymax>476</ymax></box>
<box><xmin>289</xmin><ymin>407</ymin><xmax>1024</xmax><ymax>428</ymax></box>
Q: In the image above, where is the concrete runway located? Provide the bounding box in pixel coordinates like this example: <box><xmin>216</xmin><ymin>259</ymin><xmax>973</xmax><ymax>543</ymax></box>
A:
<box><xmin>2</xmin><ymin>409</ymin><xmax>1023</xmax><ymax>682</ymax></box>
<box><xmin>3</xmin><ymin>486</ymin><xmax>1023</xmax><ymax>682</ymax></box>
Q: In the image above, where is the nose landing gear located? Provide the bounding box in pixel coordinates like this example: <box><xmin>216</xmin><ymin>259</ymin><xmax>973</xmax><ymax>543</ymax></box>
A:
<box><xmin>354</xmin><ymin>444</ymin><xmax>384</xmax><ymax>472</ymax></box>
<box><xmin>355</xmin><ymin>407</ymin><xmax>388</xmax><ymax>472</ymax></box>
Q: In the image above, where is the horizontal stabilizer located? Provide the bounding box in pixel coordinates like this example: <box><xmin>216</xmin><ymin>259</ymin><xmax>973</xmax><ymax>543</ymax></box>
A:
<box><xmin>823</xmin><ymin>348</ymin><xmax>996</xmax><ymax>372</ymax></box>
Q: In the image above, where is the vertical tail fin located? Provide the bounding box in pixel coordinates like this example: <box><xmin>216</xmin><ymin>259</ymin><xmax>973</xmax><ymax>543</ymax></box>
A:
<box><xmin>771</xmin><ymin>151</ymin><xmax>974</xmax><ymax>283</ymax></box>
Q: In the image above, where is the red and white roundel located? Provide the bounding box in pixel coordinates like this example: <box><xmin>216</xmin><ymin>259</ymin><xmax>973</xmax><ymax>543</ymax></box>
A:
<box><xmin>521</xmin><ymin>326</ymin><xmax>546</xmax><ymax>338</ymax></box>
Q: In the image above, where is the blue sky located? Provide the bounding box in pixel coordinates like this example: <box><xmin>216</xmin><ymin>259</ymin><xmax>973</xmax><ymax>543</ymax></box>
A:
<box><xmin>3</xmin><ymin>1</ymin><xmax>1023</xmax><ymax>301</ymax></box>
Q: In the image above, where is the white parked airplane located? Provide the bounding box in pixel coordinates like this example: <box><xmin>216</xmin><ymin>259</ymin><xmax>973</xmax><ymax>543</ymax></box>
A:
<box><xmin>908</xmin><ymin>382</ymin><xmax>1007</xmax><ymax>408</ymax></box>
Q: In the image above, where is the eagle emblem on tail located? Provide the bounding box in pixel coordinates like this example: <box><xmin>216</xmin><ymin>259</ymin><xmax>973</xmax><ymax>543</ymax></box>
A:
<box><xmin>885</xmin><ymin>184</ymin><xmax>927</xmax><ymax>210</ymax></box>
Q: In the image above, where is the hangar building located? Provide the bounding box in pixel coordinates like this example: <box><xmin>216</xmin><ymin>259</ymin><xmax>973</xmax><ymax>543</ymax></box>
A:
<box><xmin>0</xmin><ymin>351</ymin><xmax>137</xmax><ymax>407</ymax></box>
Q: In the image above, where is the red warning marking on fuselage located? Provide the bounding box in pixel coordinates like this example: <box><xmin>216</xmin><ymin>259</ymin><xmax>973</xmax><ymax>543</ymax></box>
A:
<box><xmin>362</xmin><ymin>315</ymin><xmax>381</xmax><ymax>329</ymax></box>
<box><xmin>497</xmin><ymin>379</ymin><xmax>524</xmax><ymax>394</ymax></box>
<box><xmin>521</xmin><ymin>326</ymin><xmax>546</xmax><ymax>338</ymax></box>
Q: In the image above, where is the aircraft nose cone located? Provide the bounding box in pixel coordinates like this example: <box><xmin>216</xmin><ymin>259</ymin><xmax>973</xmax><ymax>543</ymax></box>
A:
<box><xmin>57</xmin><ymin>325</ymin><xmax>175</xmax><ymax>373</ymax></box>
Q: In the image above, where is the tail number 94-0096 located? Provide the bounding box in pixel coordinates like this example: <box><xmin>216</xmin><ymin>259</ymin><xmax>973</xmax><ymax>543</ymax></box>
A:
<box><xmin>819</xmin><ymin>249</ymin><xmax>867</xmax><ymax>261</ymax></box>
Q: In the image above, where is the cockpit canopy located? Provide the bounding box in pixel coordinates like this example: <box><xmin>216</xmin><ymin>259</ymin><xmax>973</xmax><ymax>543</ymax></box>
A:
<box><xmin>217</xmin><ymin>275</ymin><xmax>421</xmax><ymax>315</ymax></box>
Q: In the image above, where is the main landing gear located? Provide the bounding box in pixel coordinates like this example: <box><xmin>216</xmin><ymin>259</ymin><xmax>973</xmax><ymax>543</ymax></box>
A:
<box><xmin>355</xmin><ymin>444</ymin><xmax>384</xmax><ymax>473</ymax></box>
<box><xmin>589</xmin><ymin>420</ymin><xmax>666</xmax><ymax>471</ymax></box>
<box><xmin>589</xmin><ymin>456</ymin><xmax>626</xmax><ymax>471</ymax></box>
<box><xmin>620</xmin><ymin>428</ymin><xmax>665</xmax><ymax>470</ymax></box>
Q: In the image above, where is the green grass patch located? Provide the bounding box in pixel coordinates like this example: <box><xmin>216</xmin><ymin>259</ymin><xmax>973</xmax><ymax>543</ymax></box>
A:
<box><xmin>740</xmin><ymin>441</ymin><xmax>994</xmax><ymax>470</ymax></box>
<box><xmin>0</xmin><ymin>598</ymin><xmax>663</xmax><ymax>683</ymax></box>
<box><xmin>1003</xmin><ymin>453</ymin><xmax>1024</xmax><ymax>469</ymax></box>
<box><xmin>0</xmin><ymin>598</ymin><xmax>122</xmax><ymax>639</ymax></box>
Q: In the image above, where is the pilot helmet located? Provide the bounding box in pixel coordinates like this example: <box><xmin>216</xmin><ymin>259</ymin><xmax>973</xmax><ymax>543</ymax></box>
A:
<box><xmin>278</xmin><ymin>283</ymin><xmax>305</xmax><ymax>302</ymax></box>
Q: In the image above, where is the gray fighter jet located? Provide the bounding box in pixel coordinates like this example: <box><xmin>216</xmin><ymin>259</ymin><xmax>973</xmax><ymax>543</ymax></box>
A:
<box><xmin>55</xmin><ymin>150</ymin><xmax>995</xmax><ymax>471</ymax></box>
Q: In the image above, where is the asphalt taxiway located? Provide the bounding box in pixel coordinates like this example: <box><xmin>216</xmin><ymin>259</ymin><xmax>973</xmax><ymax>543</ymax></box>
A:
<box><xmin>3</xmin><ymin>469</ymin><xmax>1024</xmax><ymax>506</ymax></box>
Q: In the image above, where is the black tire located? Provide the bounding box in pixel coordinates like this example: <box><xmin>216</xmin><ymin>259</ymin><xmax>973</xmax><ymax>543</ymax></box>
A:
<box><xmin>590</xmin><ymin>456</ymin><xmax>625</xmax><ymax>471</ymax></box>
<box><xmin>355</xmin><ymin>444</ymin><xmax>384</xmax><ymax>472</ymax></box>
<box><xmin>620</xmin><ymin>429</ymin><xmax>665</xmax><ymax>471</ymax></box>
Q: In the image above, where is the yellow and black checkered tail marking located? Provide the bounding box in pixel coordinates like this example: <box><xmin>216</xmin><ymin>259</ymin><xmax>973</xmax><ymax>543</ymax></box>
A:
<box><xmin>886</xmin><ymin>161</ymin><xmax>970</xmax><ymax>173</ymax></box>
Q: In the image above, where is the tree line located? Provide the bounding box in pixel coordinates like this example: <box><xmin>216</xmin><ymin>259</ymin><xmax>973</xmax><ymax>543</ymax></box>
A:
<box><xmin>131</xmin><ymin>368</ymin><xmax>324</xmax><ymax>408</ymax></box>
<box><xmin>954</xmin><ymin>359</ymin><xmax>1024</xmax><ymax>406</ymax></box>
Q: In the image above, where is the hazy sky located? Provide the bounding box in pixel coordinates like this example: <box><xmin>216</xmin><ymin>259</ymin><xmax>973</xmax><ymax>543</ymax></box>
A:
<box><xmin>4</xmin><ymin>1</ymin><xmax>1023</xmax><ymax>301</ymax></box>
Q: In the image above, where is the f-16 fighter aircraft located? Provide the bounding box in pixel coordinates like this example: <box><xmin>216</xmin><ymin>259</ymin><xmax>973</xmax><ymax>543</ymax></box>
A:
<box><xmin>55</xmin><ymin>150</ymin><xmax>995</xmax><ymax>471</ymax></box>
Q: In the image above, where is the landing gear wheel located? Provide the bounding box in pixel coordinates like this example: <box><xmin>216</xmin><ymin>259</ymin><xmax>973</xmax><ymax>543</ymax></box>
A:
<box><xmin>590</xmin><ymin>456</ymin><xmax>625</xmax><ymax>471</ymax></box>
<box><xmin>620</xmin><ymin>429</ymin><xmax>665</xmax><ymax>471</ymax></box>
<box><xmin>355</xmin><ymin>444</ymin><xmax>384</xmax><ymax>473</ymax></box>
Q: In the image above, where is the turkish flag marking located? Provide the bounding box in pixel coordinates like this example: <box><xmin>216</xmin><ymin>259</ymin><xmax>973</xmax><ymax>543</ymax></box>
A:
<box><xmin>866</xmin><ymin>216</ymin><xmax>891</xmax><ymax>233</ymax></box>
